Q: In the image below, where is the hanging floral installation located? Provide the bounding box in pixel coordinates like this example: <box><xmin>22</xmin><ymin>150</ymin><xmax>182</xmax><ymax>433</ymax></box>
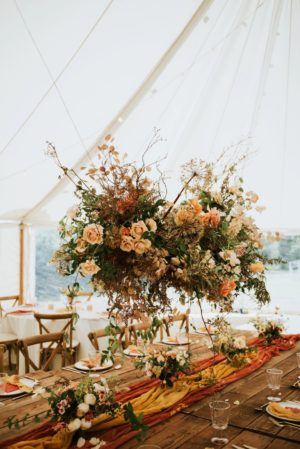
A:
<box><xmin>49</xmin><ymin>134</ymin><xmax>277</xmax><ymax>321</ymax></box>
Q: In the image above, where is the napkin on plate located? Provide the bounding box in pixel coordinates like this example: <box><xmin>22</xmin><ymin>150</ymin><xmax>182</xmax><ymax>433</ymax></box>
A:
<box><xmin>4</xmin><ymin>375</ymin><xmax>34</xmax><ymax>393</ymax></box>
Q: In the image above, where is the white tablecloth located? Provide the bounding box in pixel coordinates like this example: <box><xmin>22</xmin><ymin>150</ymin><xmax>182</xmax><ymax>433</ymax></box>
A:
<box><xmin>0</xmin><ymin>306</ymin><xmax>109</xmax><ymax>373</ymax></box>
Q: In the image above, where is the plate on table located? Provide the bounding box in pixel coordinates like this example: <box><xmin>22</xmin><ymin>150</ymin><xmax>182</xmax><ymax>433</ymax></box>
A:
<box><xmin>74</xmin><ymin>359</ymin><xmax>113</xmax><ymax>372</ymax></box>
<box><xmin>195</xmin><ymin>326</ymin><xmax>215</xmax><ymax>336</ymax></box>
<box><xmin>123</xmin><ymin>346</ymin><xmax>144</xmax><ymax>357</ymax></box>
<box><xmin>161</xmin><ymin>336</ymin><xmax>189</xmax><ymax>346</ymax></box>
<box><xmin>266</xmin><ymin>401</ymin><xmax>300</xmax><ymax>422</ymax></box>
<box><xmin>0</xmin><ymin>376</ymin><xmax>37</xmax><ymax>397</ymax></box>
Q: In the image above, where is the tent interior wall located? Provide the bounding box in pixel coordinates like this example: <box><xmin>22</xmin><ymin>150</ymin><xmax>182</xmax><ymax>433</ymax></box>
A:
<box><xmin>0</xmin><ymin>0</ymin><xmax>299</xmax><ymax>310</ymax></box>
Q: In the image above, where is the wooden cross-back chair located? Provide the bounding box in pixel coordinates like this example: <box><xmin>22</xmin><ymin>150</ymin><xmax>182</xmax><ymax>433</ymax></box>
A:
<box><xmin>18</xmin><ymin>332</ymin><xmax>64</xmax><ymax>372</ymax></box>
<box><xmin>128</xmin><ymin>319</ymin><xmax>155</xmax><ymax>345</ymax></box>
<box><xmin>160</xmin><ymin>313</ymin><xmax>190</xmax><ymax>340</ymax></box>
<box><xmin>88</xmin><ymin>326</ymin><xmax>128</xmax><ymax>352</ymax></box>
<box><xmin>34</xmin><ymin>312</ymin><xmax>79</xmax><ymax>366</ymax></box>
<box><xmin>0</xmin><ymin>296</ymin><xmax>20</xmax><ymax>371</ymax></box>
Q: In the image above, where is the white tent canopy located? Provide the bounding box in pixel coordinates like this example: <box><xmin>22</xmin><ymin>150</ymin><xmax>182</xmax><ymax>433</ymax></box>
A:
<box><xmin>0</xmin><ymin>0</ymin><xmax>299</xmax><ymax>229</ymax></box>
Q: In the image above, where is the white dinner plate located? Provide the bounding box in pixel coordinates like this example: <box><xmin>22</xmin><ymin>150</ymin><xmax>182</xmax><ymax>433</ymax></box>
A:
<box><xmin>0</xmin><ymin>377</ymin><xmax>36</xmax><ymax>397</ymax></box>
<box><xmin>123</xmin><ymin>348</ymin><xmax>144</xmax><ymax>357</ymax></box>
<box><xmin>161</xmin><ymin>338</ymin><xmax>189</xmax><ymax>346</ymax></box>
<box><xmin>74</xmin><ymin>359</ymin><xmax>113</xmax><ymax>372</ymax></box>
<box><xmin>266</xmin><ymin>401</ymin><xmax>300</xmax><ymax>422</ymax></box>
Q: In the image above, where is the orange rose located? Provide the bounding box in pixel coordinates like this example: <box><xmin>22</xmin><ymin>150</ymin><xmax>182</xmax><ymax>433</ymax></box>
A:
<box><xmin>219</xmin><ymin>279</ymin><xmax>236</xmax><ymax>297</ymax></box>
<box><xmin>201</xmin><ymin>208</ymin><xmax>221</xmax><ymax>227</ymax></box>
<box><xmin>189</xmin><ymin>199</ymin><xmax>202</xmax><ymax>214</ymax></box>
<box><xmin>249</xmin><ymin>262</ymin><xmax>264</xmax><ymax>273</ymax></box>
<box><xmin>174</xmin><ymin>208</ymin><xmax>194</xmax><ymax>226</ymax></box>
<box><xmin>120</xmin><ymin>226</ymin><xmax>130</xmax><ymax>236</ymax></box>
<box><xmin>82</xmin><ymin>223</ymin><xmax>103</xmax><ymax>244</ymax></box>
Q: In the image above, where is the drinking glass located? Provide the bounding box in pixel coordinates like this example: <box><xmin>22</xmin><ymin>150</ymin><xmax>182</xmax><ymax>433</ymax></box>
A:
<box><xmin>88</xmin><ymin>350</ymin><xmax>101</xmax><ymax>377</ymax></box>
<box><xmin>0</xmin><ymin>372</ymin><xmax>8</xmax><ymax>406</ymax></box>
<box><xmin>113</xmin><ymin>344</ymin><xmax>124</xmax><ymax>370</ymax></box>
<box><xmin>297</xmin><ymin>353</ymin><xmax>300</xmax><ymax>379</ymax></box>
<box><xmin>209</xmin><ymin>400</ymin><xmax>230</xmax><ymax>445</ymax></box>
<box><xmin>266</xmin><ymin>368</ymin><xmax>283</xmax><ymax>401</ymax></box>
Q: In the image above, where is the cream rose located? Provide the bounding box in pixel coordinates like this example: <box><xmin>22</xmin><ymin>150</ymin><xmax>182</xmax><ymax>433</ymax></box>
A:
<box><xmin>120</xmin><ymin>236</ymin><xmax>134</xmax><ymax>252</ymax></box>
<box><xmin>134</xmin><ymin>238</ymin><xmax>151</xmax><ymax>255</ymax></box>
<box><xmin>67</xmin><ymin>418</ymin><xmax>81</xmax><ymax>432</ymax></box>
<box><xmin>76</xmin><ymin>238</ymin><xmax>87</xmax><ymax>254</ymax></box>
<box><xmin>82</xmin><ymin>223</ymin><xmax>104</xmax><ymax>244</ymax></box>
<box><xmin>145</xmin><ymin>218</ymin><xmax>157</xmax><ymax>232</ymax></box>
<box><xmin>79</xmin><ymin>260</ymin><xmax>100</xmax><ymax>276</ymax></box>
<box><xmin>234</xmin><ymin>336</ymin><xmax>246</xmax><ymax>349</ymax></box>
<box><xmin>130</xmin><ymin>220</ymin><xmax>147</xmax><ymax>239</ymax></box>
<box><xmin>80</xmin><ymin>418</ymin><xmax>92</xmax><ymax>430</ymax></box>
<box><xmin>77</xmin><ymin>437</ymin><xmax>86</xmax><ymax>448</ymax></box>
<box><xmin>67</xmin><ymin>206</ymin><xmax>80</xmax><ymax>219</ymax></box>
<box><xmin>76</xmin><ymin>402</ymin><xmax>89</xmax><ymax>417</ymax></box>
<box><xmin>84</xmin><ymin>393</ymin><xmax>96</xmax><ymax>406</ymax></box>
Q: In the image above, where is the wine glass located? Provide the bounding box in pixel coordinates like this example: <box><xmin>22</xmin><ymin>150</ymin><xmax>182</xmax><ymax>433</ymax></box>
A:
<box><xmin>113</xmin><ymin>344</ymin><xmax>124</xmax><ymax>370</ymax></box>
<box><xmin>297</xmin><ymin>353</ymin><xmax>300</xmax><ymax>379</ymax></box>
<box><xmin>266</xmin><ymin>368</ymin><xmax>283</xmax><ymax>401</ymax></box>
<box><xmin>209</xmin><ymin>400</ymin><xmax>230</xmax><ymax>445</ymax></box>
<box><xmin>0</xmin><ymin>372</ymin><xmax>8</xmax><ymax>406</ymax></box>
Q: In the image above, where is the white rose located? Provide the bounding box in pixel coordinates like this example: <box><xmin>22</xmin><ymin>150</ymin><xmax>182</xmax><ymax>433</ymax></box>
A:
<box><xmin>77</xmin><ymin>437</ymin><xmax>86</xmax><ymax>448</ymax></box>
<box><xmin>234</xmin><ymin>336</ymin><xmax>246</xmax><ymax>349</ymax></box>
<box><xmin>84</xmin><ymin>393</ymin><xmax>96</xmax><ymax>406</ymax></box>
<box><xmin>120</xmin><ymin>236</ymin><xmax>134</xmax><ymax>252</ymax></box>
<box><xmin>130</xmin><ymin>221</ymin><xmax>147</xmax><ymax>239</ymax></box>
<box><xmin>67</xmin><ymin>206</ymin><xmax>80</xmax><ymax>219</ymax></box>
<box><xmin>82</xmin><ymin>223</ymin><xmax>104</xmax><ymax>244</ymax></box>
<box><xmin>89</xmin><ymin>438</ymin><xmax>100</xmax><ymax>446</ymax></box>
<box><xmin>79</xmin><ymin>260</ymin><xmax>100</xmax><ymax>276</ymax></box>
<box><xmin>134</xmin><ymin>238</ymin><xmax>151</xmax><ymax>255</ymax></box>
<box><xmin>67</xmin><ymin>418</ymin><xmax>81</xmax><ymax>432</ymax></box>
<box><xmin>77</xmin><ymin>402</ymin><xmax>89</xmax><ymax>417</ymax></box>
<box><xmin>145</xmin><ymin>218</ymin><xmax>157</xmax><ymax>232</ymax></box>
<box><xmin>80</xmin><ymin>418</ymin><xmax>92</xmax><ymax>430</ymax></box>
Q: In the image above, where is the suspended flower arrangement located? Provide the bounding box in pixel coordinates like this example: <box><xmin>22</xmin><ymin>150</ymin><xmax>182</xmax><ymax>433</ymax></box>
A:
<box><xmin>49</xmin><ymin>134</ymin><xmax>277</xmax><ymax>321</ymax></box>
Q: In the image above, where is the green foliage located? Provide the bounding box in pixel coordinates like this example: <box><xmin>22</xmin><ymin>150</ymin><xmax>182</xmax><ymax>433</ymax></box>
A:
<box><xmin>123</xmin><ymin>402</ymin><xmax>149</xmax><ymax>441</ymax></box>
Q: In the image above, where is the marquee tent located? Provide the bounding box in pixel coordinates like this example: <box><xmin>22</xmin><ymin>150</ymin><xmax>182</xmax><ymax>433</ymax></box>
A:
<box><xmin>0</xmin><ymin>0</ymin><xmax>299</xmax><ymax>302</ymax></box>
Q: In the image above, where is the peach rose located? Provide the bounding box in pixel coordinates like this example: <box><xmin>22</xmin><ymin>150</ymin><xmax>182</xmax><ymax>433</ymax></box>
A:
<box><xmin>189</xmin><ymin>199</ymin><xmax>202</xmax><ymax>214</ymax></box>
<box><xmin>82</xmin><ymin>223</ymin><xmax>103</xmax><ymax>245</ymax></box>
<box><xmin>79</xmin><ymin>260</ymin><xmax>100</xmax><ymax>276</ymax></box>
<box><xmin>174</xmin><ymin>208</ymin><xmax>194</xmax><ymax>226</ymax></box>
<box><xmin>76</xmin><ymin>238</ymin><xmax>87</xmax><ymax>254</ymax></box>
<box><xmin>130</xmin><ymin>221</ymin><xmax>147</xmax><ymax>239</ymax></box>
<box><xmin>246</xmin><ymin>191</ymin><xmax>259</xmax><ymax>203</ymax></box>
<box><xmin>249</xmin><ymin>262</ymin><xmax>264</xmax><ymax>273</ymax></box>
<box><xmin>134</xmin><ymin>238</ymin><xmax>151</xmax><ymax>255</ymax></box>
<box><xmin>120</xmin><ymin>236</ymin><xmax>134</xmax><ymax>252</ymax></box>
<box><xmin>218</xmin><ymin>279</ymin><xmax>236</xmax><ymax>297</ymax></box>
<box><xmin>202</xmin><ymin>208</ymin><xmax>221</xmax><ymax>227</ymax></box>
<box><xmin>145</xmin><ymin>218</ymin><xmax>157</xmax><ymax>232</ymax></box>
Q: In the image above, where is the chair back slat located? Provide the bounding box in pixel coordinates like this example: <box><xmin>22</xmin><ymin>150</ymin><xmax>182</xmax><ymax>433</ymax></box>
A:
<box><xmin>18</xmin><ymin>332</ymin><xmax>64</xmax><ymax>372</ymax></box>
<box><xmin>88</xmin><ymin>326</ymin><xmax>128</xmax><ymax>351</ymax></box>
<box><xmin>161</xmin><ymin>313</ymin><xmax>190</xmax><ymax>339</ymax></box>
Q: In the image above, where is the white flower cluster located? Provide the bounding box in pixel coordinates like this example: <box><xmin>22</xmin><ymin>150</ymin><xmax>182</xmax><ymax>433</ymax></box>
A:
<box><xmin>251</xmin><ymin>317</ymin><xmax>284</xmax><ymax>335</ymax></box>
<box><xmin>142</xmin><ymin>348</ymin><xmax>189</xmax><ymax>379</ymax></box>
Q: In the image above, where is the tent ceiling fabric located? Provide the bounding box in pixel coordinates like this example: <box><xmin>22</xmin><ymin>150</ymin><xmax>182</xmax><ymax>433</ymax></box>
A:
<box><xmin>0</xmin><ymin>0</ymin><xmax>299</xmax><ymax>230</ymax></box>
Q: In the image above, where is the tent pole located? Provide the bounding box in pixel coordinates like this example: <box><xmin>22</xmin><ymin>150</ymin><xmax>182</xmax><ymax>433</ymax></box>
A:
<box><xmin>19</xmin><ymin>222</ymin><xmax>24</xmax><ymax>304</ymax></box>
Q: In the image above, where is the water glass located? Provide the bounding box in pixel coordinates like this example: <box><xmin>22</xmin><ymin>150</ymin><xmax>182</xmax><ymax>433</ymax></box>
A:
<box><xmin>113</xmin><ymin>345</ymin><xmax>124</xmax><ymax>370</ymax></box>
<box><xmin>209</xmin><ymin>400</ymin><xmax>230</xmax><ymax>445</ymax></box>
<box><xmin>266</xmin><ymin>368</ymin><xmax>283</xmax><ymax>401</ymax></box>
<box><xmin>297</xmin><ymin>352</ymin><xmax>300</xmax><ymax>379</ymax></box>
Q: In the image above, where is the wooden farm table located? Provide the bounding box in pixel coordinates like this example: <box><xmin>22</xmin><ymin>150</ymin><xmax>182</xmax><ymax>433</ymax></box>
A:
<box><xmin>0</xmin><ymin>335</ymin><xmax>299</xmax><ymax>449</ymax></box>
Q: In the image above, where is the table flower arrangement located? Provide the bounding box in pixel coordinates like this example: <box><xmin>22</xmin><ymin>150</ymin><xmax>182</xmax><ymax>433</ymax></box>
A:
<box><xmin>251</xmin><ymin>317</ymin><xmax>285</xmax><ymax>345</ymax></box>
<box><xmin>134</xmin><ymin>347</ymin><xmax>191</xmax><ymax>387</ymax></box>
<box><xmin>210</xmin><ymin>319</ymin><xmax>256</xmax><ymax>368</ymax></box>
<box><xmin>49</xmin><ymin>136</ymin><xmax>277</xmax><ymax>320</ymax></box>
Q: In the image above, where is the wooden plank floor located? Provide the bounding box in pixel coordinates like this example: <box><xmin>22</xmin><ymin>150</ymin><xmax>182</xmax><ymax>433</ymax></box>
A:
<box><xmin>0</xmin><ymin>337</ymin><xmax>299</xmax><ymax>448</ymax></box>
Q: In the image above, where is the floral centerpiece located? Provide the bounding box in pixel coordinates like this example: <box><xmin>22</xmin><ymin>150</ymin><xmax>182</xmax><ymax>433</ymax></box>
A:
<box><xmin>49</xmin><ymin>136</ymin><xmax>277</xmax><ymax>320</ymax></box>
<box><xmin>210</xmin><ymin>318</ymin><xmax>256</xmax><ymax>368</ymax></box>
<box><xmin>251</xmin><ymin>317</ymin><xmax>285</xmax><ymax>345</ymax></box>
<box><xmin>135</xmin><ymin>347</ymin><xmax>191</xmax><ymax>387</ymax></box>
